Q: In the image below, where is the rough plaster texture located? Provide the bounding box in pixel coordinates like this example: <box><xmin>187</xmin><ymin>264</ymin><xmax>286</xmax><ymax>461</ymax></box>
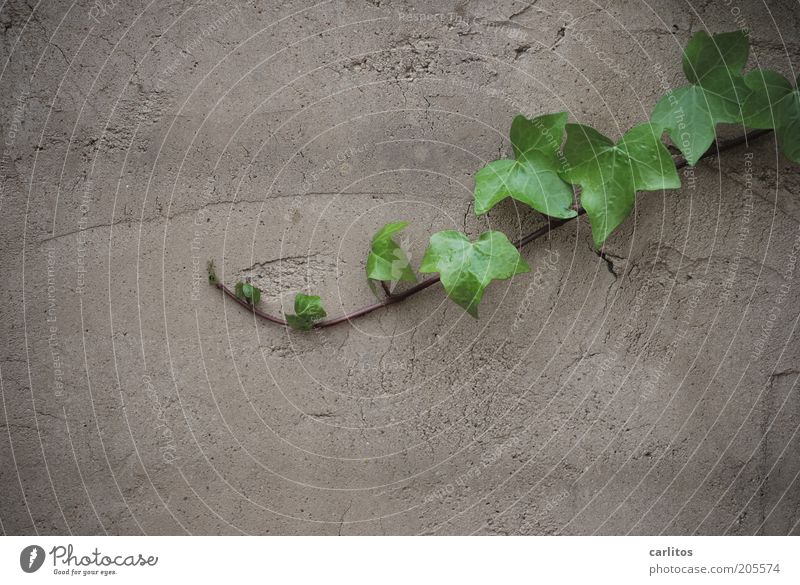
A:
<box><xmin>1</xmin><ymin>0</ymin><xmax>799</xmax><ymax>535</ymax></box>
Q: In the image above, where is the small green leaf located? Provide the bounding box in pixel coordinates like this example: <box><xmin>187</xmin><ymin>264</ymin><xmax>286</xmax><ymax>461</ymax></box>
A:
<box><xmin>474</xmin><ymin>112</ymin><xmax>577</xmax><ymax>218</ymax></box>
<box><xmin>366</xmin><ymin>221</ymin><xmax>416</xmax><ymax>284</ymax></box>
<box><xmin>235</xmin><ymin>281</ymin><xmax>261</xmax><ymax>305</ymax></box>
<box><xmin>243</xmin><ymin>283</ymin><xmax>261</xmax><ymax>304</ymax></box>
<box><xmin>207</xmin><ymin>260</ymin><xmax>218</xmax><ymax>284</ymax></box>
<box><xmin>563</xmin><ymin>122</ymin><xmax>680</xmax><ymax>248</ymax></box>
<box><xmin>285</xmin><ymin>293</ymin><xmax>327</xmax><ymax>331</ymax></box>
<box><xmin>741</xmin><ymin>70</ymin><xmax>800</xmax><ymax>162</ymax></box>
<box><xmin>419</xmin><ymin>230</ymin><xmax>530</xmax><ymax>318</ymax></box>
<box><xmin>682</xmin><ymin>30</ymin><xmax>749</xmax><ymax>85</ymax></box>
<box><xmin>652</xmin><ymin>30</ymin><xmax>752</xmax><ymax>165</ymax></box>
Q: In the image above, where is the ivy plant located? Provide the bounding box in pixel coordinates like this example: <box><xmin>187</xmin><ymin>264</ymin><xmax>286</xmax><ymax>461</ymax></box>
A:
<box><xmin>419</xmin><ymin>231</ymin><xmax>529</xmax><ymax>317</ymax></box>
<box><xmin>209</xmin><ymin>29</ymin><xmax>796</xmax><ymax>329</ymax></box>
<box><xmin>285</xmin><ymin>293</ymin><xmax>327</xmax><ymax>331</ymax></box>
<box><xmin>473</xmin><ymin>112</ymin><xmax>576</xmax><ymax>218</ymax></box>
<box><xmin>366</xmin><ymin>220</ymin><xmax>416</xmax><ymax>295</ymax></box>
<box><xmin>562</xmin><ymin>123</ymin><xmax>680</xmax><ymax>248</ymax></box>
<box><xmin>741</xmin><ymin>70</ymin><xmax>800</xmax><ymax>161</ymax></box>
<box><xmin>235</xmin><ymin>281</ymin><xmax>261</xmax><ymax>305</ymax></box>
<box><xmin>651</xmin><ymin>30</ymin><xmax>750</xmax><ymax>165</ymax></box>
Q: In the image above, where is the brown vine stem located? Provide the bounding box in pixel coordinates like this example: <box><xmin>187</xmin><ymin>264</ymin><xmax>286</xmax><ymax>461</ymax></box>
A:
<box><xmin>215</xmin><ymin>129</ymin><xmax>773</xmax><ymax>329</ymax></box>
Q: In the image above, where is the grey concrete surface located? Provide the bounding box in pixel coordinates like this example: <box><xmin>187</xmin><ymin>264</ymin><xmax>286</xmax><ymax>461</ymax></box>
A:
<box><xmin>1</xmin><ymin>0</ymin><xmax>799</xmax><ymax>535</ymax></box>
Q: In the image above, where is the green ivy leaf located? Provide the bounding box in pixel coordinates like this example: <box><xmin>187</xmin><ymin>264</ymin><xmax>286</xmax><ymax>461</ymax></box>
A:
<box><xmin>682</xmin><ymin>30</ymin><xmax>749</xmax><ymax>85</ymax></box>
<box><xmin>509</xmin><ymin>111</ymin><xmax>566</xmax><ymax>159</ymax></box>
<box><xmin>741</xmin><ymin>69</ymin><xmax>793</xmax><ymax>128</ymax></box>
<box><xmin>207</xmin><ymin>260</ymin><xmax>218</xmax><ymax>284</ymax></box>
<box><xmin>563</xmin><ymin>122</ymin><xmax>681</xmax><ymax>248</ymax></box>
<box><xmin>651</xmin><ymin>31</ymin><xmax>751</xmax><ymax>166</ymax></box>
<box><xmin>242</xmin><ymin>283</ymin><xmax>261</xmax><ymax>305</ymax></box>
<box><xmin>235</xmin><ymin>281</ymin><xmax>261</xmax><ymax>304</ymax></box>
<box><xmin>366</xmin><ymin>221</ymin><xmax>416</xmax><ymax>283</ymax></box>
<box><xmin>777</xmin><ymin>85</ymin><xmax>800</xmax><ymax>162</ymax></box>
<box><xmin>742</xmin><ymin>70</ymin><xmax>800</xmax><ymax>162</ymax></box>
<box><xmin>419</xmin><ymin>230</ymin><xmax>530</xmax><ymax>318</ymax></box>
<box><xmin>474</xmin><ymin>112</ymin><xmax>577</xmax><ymax>218</ymax></box>
<box><xmin>652</xmin><ymin>71</ymin><xmax>750</xmax><ymax>165</ymax></box>
<box><xmin>285</xmin><ymin>293</ymin><xmax>327</xmax><ymax>331</ymax></box>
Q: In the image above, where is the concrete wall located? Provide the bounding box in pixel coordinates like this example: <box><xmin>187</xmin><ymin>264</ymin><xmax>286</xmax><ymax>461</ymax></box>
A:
<box><xmin>1</xmin><ymin>0</ymin><xmax>798</xmax><ymax>535</ymax></box>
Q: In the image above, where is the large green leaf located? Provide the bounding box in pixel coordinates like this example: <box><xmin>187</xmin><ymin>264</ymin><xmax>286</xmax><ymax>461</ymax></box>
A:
<box><xmin>419</xmin><ymin>230</ymin><xmax>530</xmax><ymax>317</ymax></box>
<box><xmin>474</xmin><ymin>112</ymin><xmax>577</xmax><ymax>218</ymax></box>
<box><xmin>741</xmin><ymin>69</ymin><xmax>793</xmax><ymax>128</ymax></box>
<box><xmin>651</xmin><ymin>31</ymin><xmax>751</xmax><ymax>166</ymax></box>
<box><xmin>682</xmin><ymin>30</ymin><xmax>749</xmax><ymax>85</ymax></box>
<box><xmin>285</xmin><ymin>293</ymin><xmax>327</xmax><ymax>331</ymax></box>
<box><xmin>366</xmin><ymin>221</ymin><xmax>416</xmax><ymax>283</ymax></box>
<box><xmin>777</xmin><ymin>86</ymin><xmax>800</xmax><ymax>162</ymax></box>
<box><xmin>509</xmin><ymin>111</ymin><xmax>566</xmax><ymax>159</ymax></box>
<box><xmin>742</xmin><ymin>70</ymin><xmax>800</xmax><ymax>162</ymax></box>
<box><xmin>563</xmin><ymin>122</ymin><xmax>681</xmax><ymax>248</ymax></box>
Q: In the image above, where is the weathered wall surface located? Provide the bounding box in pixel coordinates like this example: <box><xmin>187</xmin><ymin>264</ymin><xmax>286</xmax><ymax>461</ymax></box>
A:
<box><xmin>1</xmin><ymin>0</ymin><xmax>799</xmax><ymax>535</ymax></box>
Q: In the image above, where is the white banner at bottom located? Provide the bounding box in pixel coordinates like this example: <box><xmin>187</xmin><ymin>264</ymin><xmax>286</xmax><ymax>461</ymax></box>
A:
<box><xmin>0</xmin><ymin>536</ymin><xmax>796</xmax><ymax>584</ymax></box>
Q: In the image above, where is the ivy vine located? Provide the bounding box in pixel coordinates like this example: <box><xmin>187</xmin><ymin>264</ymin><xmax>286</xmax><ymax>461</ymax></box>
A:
<box><xmin>210</xmin><ymin>30</ymin><xmax>797</xmax><ymax>330</ymax></box>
